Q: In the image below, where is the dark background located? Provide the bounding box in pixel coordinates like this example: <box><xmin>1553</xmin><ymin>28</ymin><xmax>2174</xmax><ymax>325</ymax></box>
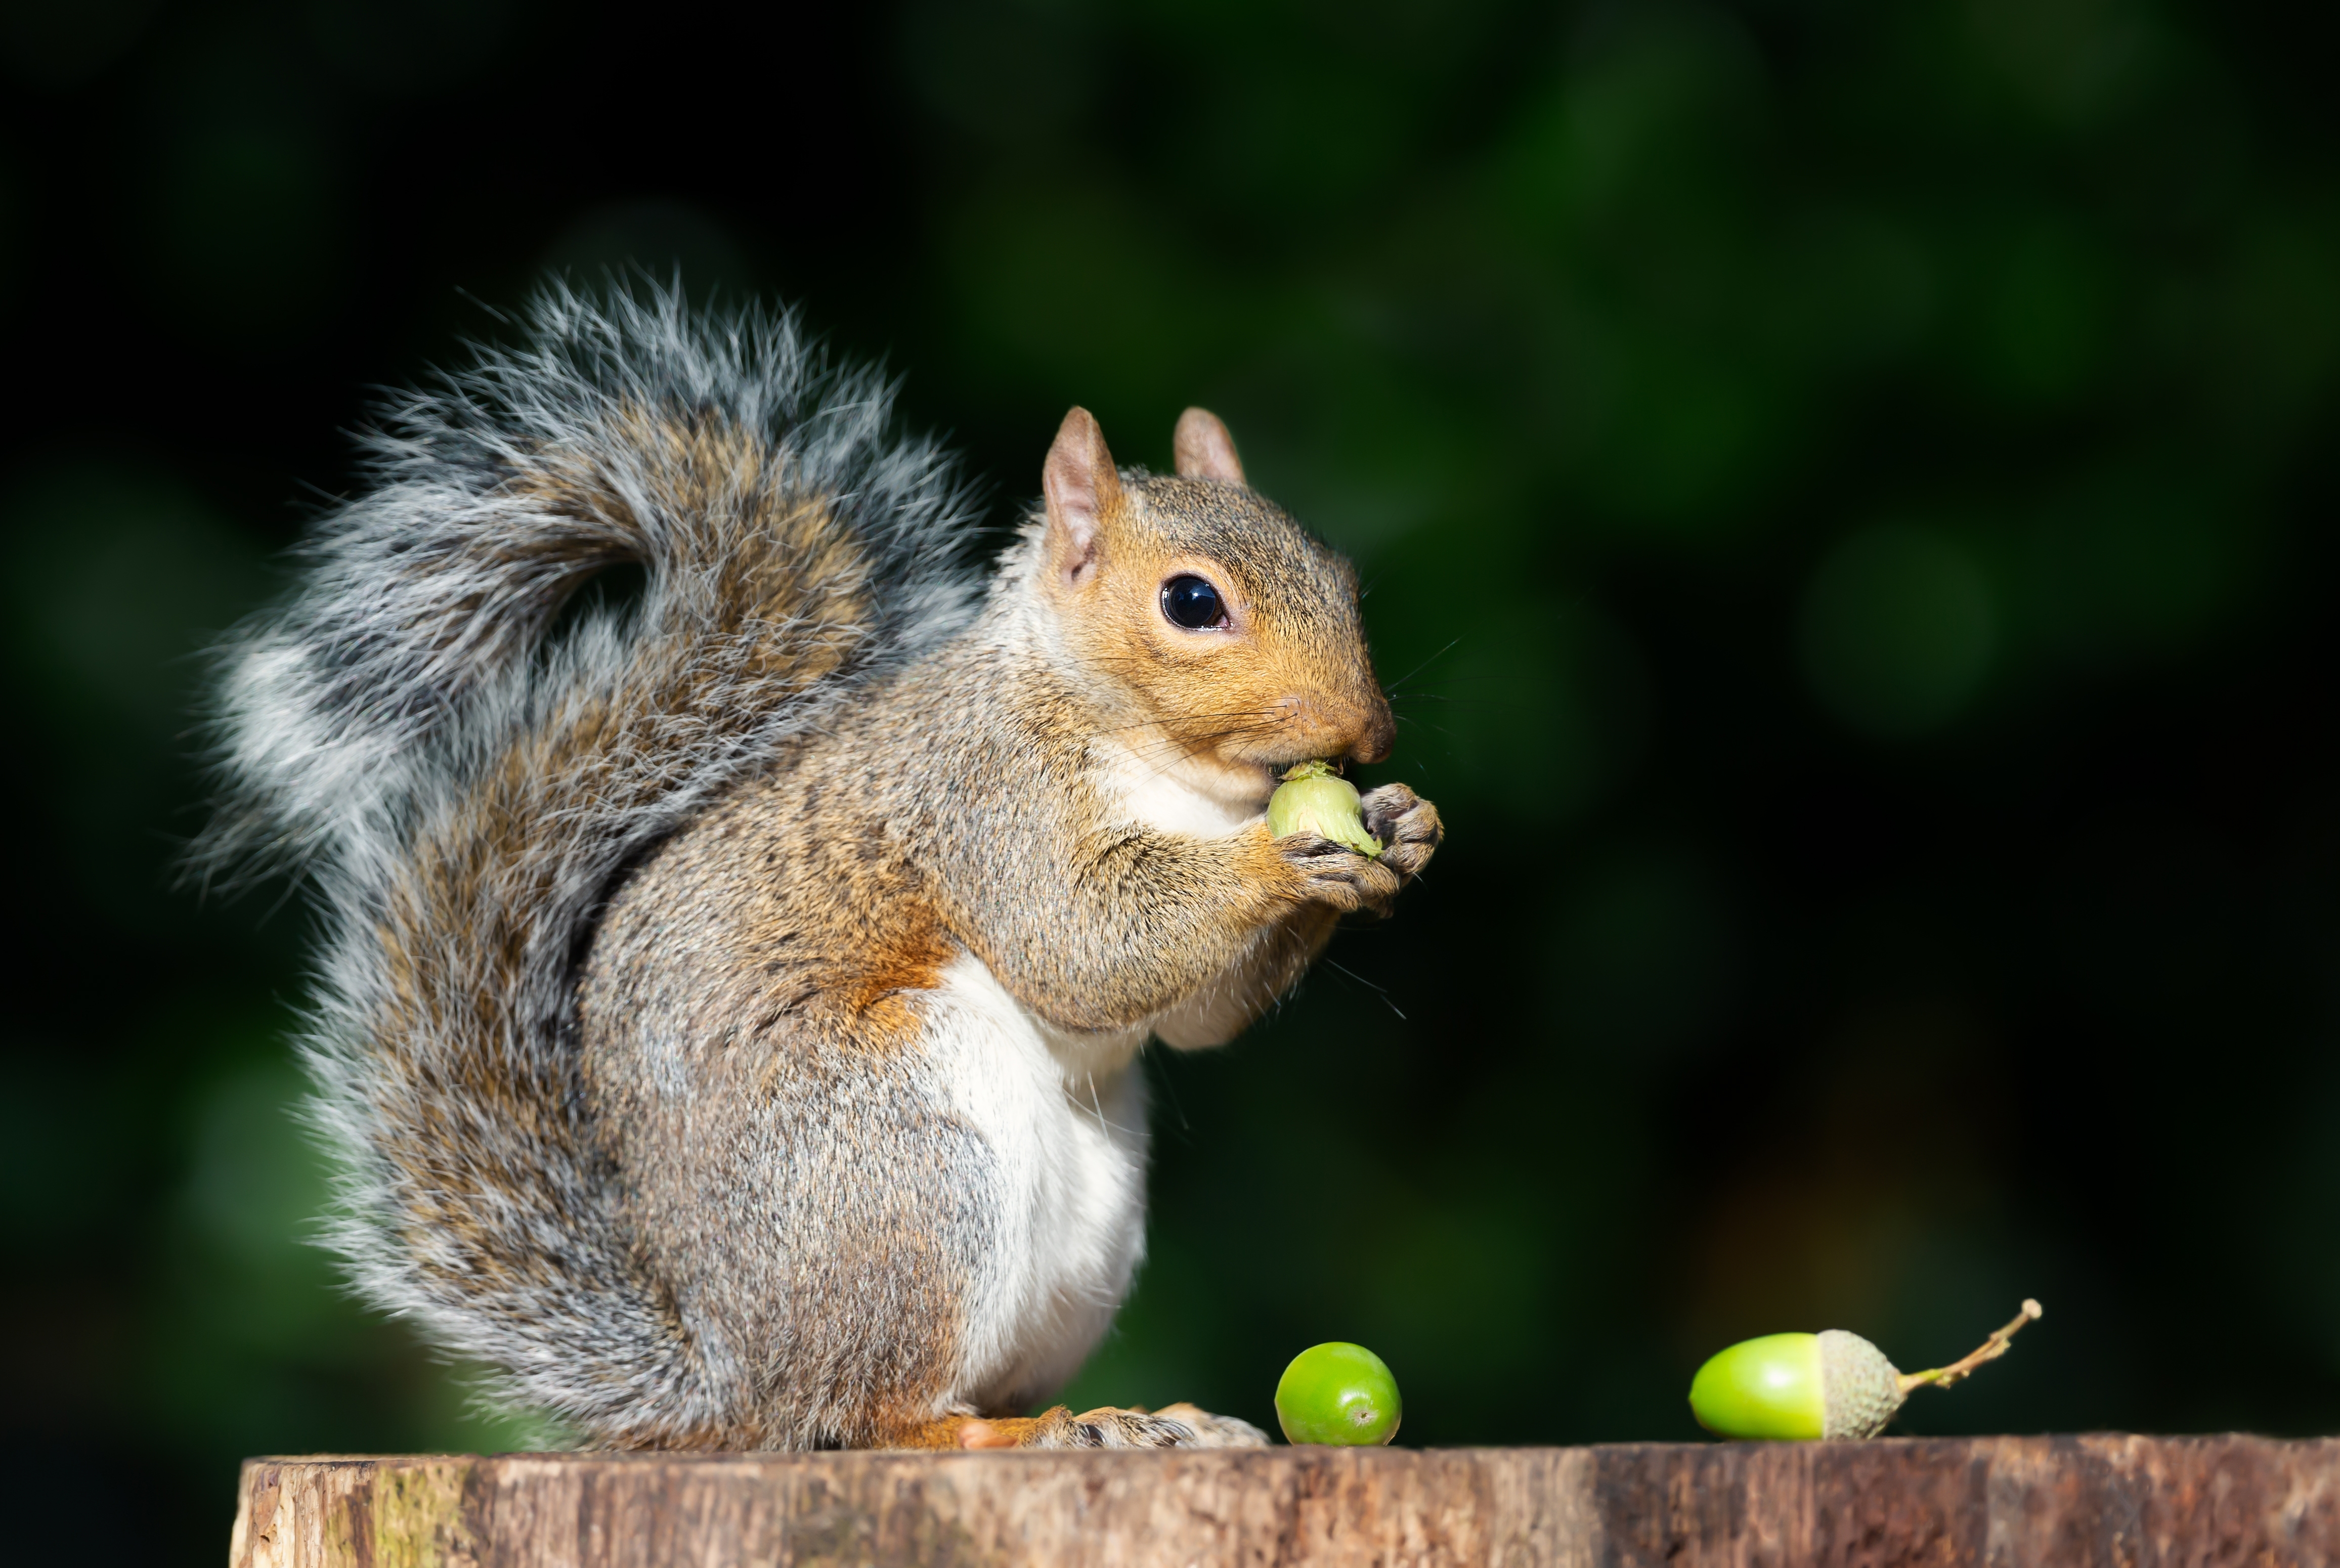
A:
<box><xmin>6</xmin><ymin>0</ymin><xmax>2340</xmax><ymax>1560</ymax></box>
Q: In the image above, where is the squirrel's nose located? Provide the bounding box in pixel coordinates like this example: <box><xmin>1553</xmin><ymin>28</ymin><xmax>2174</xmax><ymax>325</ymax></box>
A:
<box><xmin>1346</xmin><ymin>692</ymin><xmax>1396</xmax><ymax>766</ymax></box>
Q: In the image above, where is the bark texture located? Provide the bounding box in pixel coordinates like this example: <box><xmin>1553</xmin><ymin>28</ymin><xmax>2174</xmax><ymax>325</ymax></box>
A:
<box><xmin>228</xmin><ymin>1434</ymin><xmax>2340</xmax><ymax>1567</ymax></box>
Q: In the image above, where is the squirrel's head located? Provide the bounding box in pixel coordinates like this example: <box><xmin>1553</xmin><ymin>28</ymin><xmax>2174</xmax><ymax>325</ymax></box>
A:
<box><xmin>1034</xmin><ymin>406</ymin><xmax>1396</xmax><ymax>801</ymax></box>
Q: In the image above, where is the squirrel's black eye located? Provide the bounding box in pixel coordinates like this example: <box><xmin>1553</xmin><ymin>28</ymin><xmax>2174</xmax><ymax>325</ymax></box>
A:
<box><xmin>1160</xmin><ymin>574</ymin><xmax>1229</xmax><ymax>630</ymax></box>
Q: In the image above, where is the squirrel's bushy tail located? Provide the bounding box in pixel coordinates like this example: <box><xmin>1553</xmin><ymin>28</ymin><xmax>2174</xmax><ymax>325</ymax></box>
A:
<box><xmin>194</xmin><ymin>284</ymin><xmax>979</xmax><ymax>1443</ymax></box>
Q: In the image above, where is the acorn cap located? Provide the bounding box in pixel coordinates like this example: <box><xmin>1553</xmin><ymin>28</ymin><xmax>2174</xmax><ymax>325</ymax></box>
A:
<box><xmin>1818</xmin><ymin>1329</ymin><xmax>1905</xmax><ymax>1440</ymax></box>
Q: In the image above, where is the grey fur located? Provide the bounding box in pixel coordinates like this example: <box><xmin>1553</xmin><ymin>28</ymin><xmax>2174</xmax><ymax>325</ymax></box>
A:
<box><xmin>194</xmin><ymin>283</ymin><xmax>982</xmax><ymax>1441</ymax></box>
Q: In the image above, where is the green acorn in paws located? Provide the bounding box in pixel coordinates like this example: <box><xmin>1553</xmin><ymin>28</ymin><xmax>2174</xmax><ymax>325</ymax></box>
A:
<box><xmin>1268</xmin><ymin>761</ymin><xmax>1381</xmax><ymax>856</ymax></box>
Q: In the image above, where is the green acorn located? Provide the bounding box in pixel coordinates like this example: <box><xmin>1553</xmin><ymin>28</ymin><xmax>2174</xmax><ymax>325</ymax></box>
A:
<box><xmin>1275</xmin><ymin>1341</ymin><xmax>1402</xmax><ymax>1445</ymax></box>
<box><xmin>1268</xmin><ymin>761</ymin><xmax>1381</xmax><ymax>857</ymax></box>
<box><xmin>1689</xmin><ymin>1299</ymin><xmax>2041</xmax><ymax>1442</ymax></box>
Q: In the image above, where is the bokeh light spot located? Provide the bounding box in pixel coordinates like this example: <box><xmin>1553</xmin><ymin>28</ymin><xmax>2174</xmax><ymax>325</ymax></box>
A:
<box><xmin>1549</xmin><ymin>845</ymin><xmax>1736</xmax><ymax>1066</ymax></box>
<box><xmin>1968</xmin><ymin>220</ymin><xmax>2107</xmax><ymax>405</ymax></box>
<box><xmin>1801</xmin><ymin>522</ymin><xmax>1997</xmax><ymax>737</ymax></box>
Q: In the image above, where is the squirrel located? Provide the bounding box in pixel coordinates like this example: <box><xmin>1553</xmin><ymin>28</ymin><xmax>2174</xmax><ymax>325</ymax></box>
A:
<box><xmin>195</xmin><ymin>285</ymin><xmax>1443</xmax><ymax>1452</ymax></box>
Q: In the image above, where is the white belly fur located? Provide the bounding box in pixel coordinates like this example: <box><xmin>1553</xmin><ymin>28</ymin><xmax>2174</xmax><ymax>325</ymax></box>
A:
<box><xmin>1093</xmin><ymin>735</ymin><xmax>1265</xmax><ymax>838</ymax></box>
<box><xmin>917</xmin><ymin>738</ymin><xmax>1262</xmax><ymax>1411</ymax></box>
<box><xmin>923</xmin><ymin>951</ymin><xmax>1152</xmax><ymax>1412</ymax></box>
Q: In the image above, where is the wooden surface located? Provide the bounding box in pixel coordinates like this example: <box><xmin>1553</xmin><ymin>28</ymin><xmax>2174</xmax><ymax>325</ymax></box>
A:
<box><xmin>229</xmin><ymin>1435</ymin><xmax>2340</xmax><ymax>1567</ymax></box>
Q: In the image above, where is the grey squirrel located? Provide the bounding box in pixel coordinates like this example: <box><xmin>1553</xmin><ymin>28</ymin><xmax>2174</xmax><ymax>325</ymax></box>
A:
<box><xmin>196</xmin><ymin>285</ymin><xmax>1443</xmax><ymax>1450</ymax></box>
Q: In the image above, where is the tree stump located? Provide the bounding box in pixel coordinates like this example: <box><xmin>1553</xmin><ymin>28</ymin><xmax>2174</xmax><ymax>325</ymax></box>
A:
<box><xmin>229</xmin><ymin>1434</ymin><xmax>2339</xmax><ymax>1566</ymax></box>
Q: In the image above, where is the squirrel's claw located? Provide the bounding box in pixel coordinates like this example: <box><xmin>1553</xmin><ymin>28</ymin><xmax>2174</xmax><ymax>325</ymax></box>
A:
<box><xmin>1278</xmin><ymin>832</ymin><xmax>1404</xmax><ymax>917</ymax></box>
<box><xmin>1360</xmin><ymin>782</ymin><xmax>1442</xmax><ymax>885</ymax></box>
<box><xmin>1149</xmin><ymin>1402</ymin><xmax>1271</xmax><ymax>1448</ymax></box>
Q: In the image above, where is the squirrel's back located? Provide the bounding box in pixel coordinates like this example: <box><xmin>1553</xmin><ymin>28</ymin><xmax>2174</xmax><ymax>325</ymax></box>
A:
<box><xmin>196</xmin><ymin>285</ymin><xmax>981</xmax><ymax>1441</ymax></box>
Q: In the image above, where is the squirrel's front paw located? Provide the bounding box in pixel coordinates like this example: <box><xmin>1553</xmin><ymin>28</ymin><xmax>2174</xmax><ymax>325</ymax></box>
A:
<box><xmin>1278</xmin><ymin>833</ymin><xmax>1403</xmax><ymax>918</ymax></box>
<box><xmin>1360</xmin><ymin>782</ymin><xmax>1442</xmax><ymax>884</ymax></box>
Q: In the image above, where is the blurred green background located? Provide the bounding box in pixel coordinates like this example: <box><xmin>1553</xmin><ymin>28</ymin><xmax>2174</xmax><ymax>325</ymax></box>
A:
<box><xmin>6</xmin><ymin>0</ymin><xmax>2340</xmax><ymax>1559</ymax></box>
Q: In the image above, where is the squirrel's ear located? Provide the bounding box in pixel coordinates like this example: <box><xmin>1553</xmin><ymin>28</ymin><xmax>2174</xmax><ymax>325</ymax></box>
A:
<box><xmin>1043</xmin><ymin>407</ymin><xmax>1121</xmax><ymax>590</ymax></box>
<box><xmin>1173</xmin><ymin>408</ymin><xmax>1245</xmax><ymax>485</ymax></box>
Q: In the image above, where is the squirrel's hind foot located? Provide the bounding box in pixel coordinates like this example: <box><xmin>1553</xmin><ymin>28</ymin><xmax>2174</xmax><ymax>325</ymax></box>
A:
<box><xmin>945</xmin><ymin>1403</ymin><xmax>1268</xmax><ymax>1450</ymax></box>
<box><xmin>1146</xmin><ymin>1402</ymin><xmax>1271</xmax><ymax>1448</ymax></box>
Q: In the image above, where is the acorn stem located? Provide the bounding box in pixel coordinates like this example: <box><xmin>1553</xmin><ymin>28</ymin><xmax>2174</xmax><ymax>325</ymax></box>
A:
<box><xmin>1896</xmin><ymin>1299</ymin><xmax>2043</xmax><ymax>1395</ymax></box>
